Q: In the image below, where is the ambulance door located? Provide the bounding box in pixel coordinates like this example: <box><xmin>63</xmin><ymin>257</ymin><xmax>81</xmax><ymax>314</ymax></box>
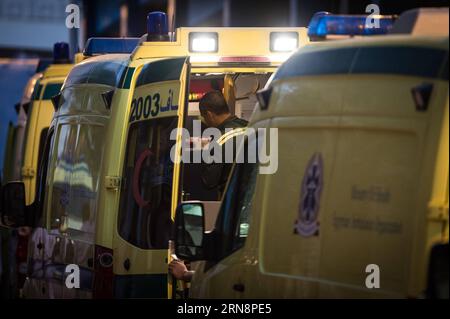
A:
<box><xmin>33</xmin><ymin>114</ymin><xmax>108</xmax><ymax>299</ymax></box>
<box><xmin>114</xmin><ymin>57</ymin><xmax>190</xmax><ymax>298</ymax></box>
<box><xmin>188</xmin><ymin>133</ymin><xmax>261</xmax><ymax>299</ymax></box>
<box><xmin>23</xmin><ymin>80</ymin><xmax>60</xmax><ymax>205</ymax></box>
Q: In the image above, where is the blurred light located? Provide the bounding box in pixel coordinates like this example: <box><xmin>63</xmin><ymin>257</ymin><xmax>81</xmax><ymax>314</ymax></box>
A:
<box><xmin>189</xmin><ymin>55</ymin><xmax>220</xmax><ymax>63</ymax></box>
<box><xmin>268</xmin><ymin>53</ymin><xmax>293</xmax><ymax>63</ymax></box>
<box><xmin>218</xmin><ymin>56</ymin><xmax>270</xmax><ymax>65</ymax></box>
<box><xmin>192</xmin><ymin>38</ymin><xmax>216</xmax><ymax>52</ymax></box>
<box><xmin>53</xmin><ymin>42</ymin><xmax>70</xmax><ymax>64</ymax></box>
<box><xmin>83</xmin><ymin>38</ymin><xmax>139</xmax><ymax>56</ymax></box>
<box><xmin>270</xmin><ymin>32</ymin><xmax>298</xmax><ymax>52</ymax></box>
<box><xmin>120</xmin><ymin>4</ymin><xmax>129</xmax><ymax>37</ymax></box>
<box><xmin>189</xmin><ymin>32</ymin><xmax>218</xmax><ymax>53</ymax></box>
<box><xmin>147</xmin><ymin>11</ymin><xmax>169</xmax><ymax>41</ymax></box>
<box><xmin>308</xmin><ymin>11</ymin><xmax>396</xmax><ymax>40</ymax></box>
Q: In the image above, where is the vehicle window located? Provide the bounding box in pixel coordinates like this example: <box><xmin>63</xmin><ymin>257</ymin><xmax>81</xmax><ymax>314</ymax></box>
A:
<box><xmin>224</xmin><ymin>160</ymin><xmax>258</xmax><ymax>252</ymax></box>
<box><xmin>31</xmin><ymin>80</ymin><xmax>42</xmax><ymax>101</ymax></box>
<box><xmin>118</xmin><ymin>117</ymin><xmax>178</xmax><ymax>249</ymax></box>
<box><xmin>36</xmin><ymin>127</ymin><xmax>49</xmax><ymax>186</ymax></box>
<box><xmin>42</xmin><ymin>83</ymin><xmax>63</xmax><ymax>100</ymax></box>
<box><xmin>48</xmin><ymin>121</ymin><xmax>106</xmax><ymax>234</ymax></box>
<box><xmin>232</xmin><ymin>161</ymin><xmax>258</xmax><ymax>249</ymax></box>
<box><xmin>216</xmin><ymin>139</ymin><xmax>259</xmax><ymax>257</ymax></box>
<box><xmin>35</xmin><ymin>129</ymin><xmax>54</xmax><ymax>226</ymax></box>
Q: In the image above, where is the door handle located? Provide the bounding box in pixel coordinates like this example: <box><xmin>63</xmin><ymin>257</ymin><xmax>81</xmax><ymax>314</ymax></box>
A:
<box><xmin>232</xmin><ymin>283</ymin><xmax>245</xmax><ymax>292</ymax></box>
<box><xmin>123</xmin><ymin>258</ymin><xmax>131</xmax><ymax>271</ymax></box>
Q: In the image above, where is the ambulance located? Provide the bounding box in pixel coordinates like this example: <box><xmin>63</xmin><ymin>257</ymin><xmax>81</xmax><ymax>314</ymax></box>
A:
<box><xmin>20</xmin><ymin>43</ymin><xmax>73</xmax><ymax>208</ymax></box>
<box><xmin>6</xmin><ymin>60</ymin><xmax>50</xmax><ymax>183</ymax></box>
<box><xmin>0</xmin><ymin>61</ymin><xmax>47</xmax><ymax>298</ymax></box>
<box><xmin>172</xmin><ymin>8</ymin><xmax>449</xmax><ymax>298</ymax></box>
<box><xmin>0</xmin><ymin>47</ymin><xmax>70</xmax><ymax>298</ymax></box>
<box><xmin>2</xmin><ymin>12</ymin><xmax>307</xmax><ymax>298</ymax></box>
<box><xmin>0</xmin><ymin>38</ymin><xmax>140</xmax><ymax>298</ymax></box>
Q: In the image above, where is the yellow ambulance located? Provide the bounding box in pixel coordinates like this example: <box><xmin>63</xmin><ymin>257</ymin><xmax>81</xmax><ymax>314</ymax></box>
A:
<box><xmin>1</xmin><ymin>38</ymin><xmax>140</xmax><ymax>298</ymax></box>
<box><xmin>4</xmin><ymin>13</ymin><xmax>307</xmax><ymax>298</ymax></box>
<box><xmin>172</xmin><ymin>9</ymin><xmax>449</xmax><ymax>298</ymax></box>
<box><xmin>21</xmin><ymin>44</ymin><xmax>73</xmax><ymax>206</ymax></box>
<box><xmin>0</xmin><ymin>50</ymin><xmax>69</xmax><ymax>298</ymax></box>
<box><xmin>10</xmin><ymin>70</ymin><xmax>45</xmax><ymax>182</ymax></box>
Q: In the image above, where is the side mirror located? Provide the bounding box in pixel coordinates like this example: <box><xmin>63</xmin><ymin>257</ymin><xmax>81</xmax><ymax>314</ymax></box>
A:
<box><xmin>174</xmin><ymin>201</ymin><xmax>205</xmax><ymax>261</ymax></box>
<box><xmin>1</xmin><ymin>181</ymin><xmax>26</xmax><ymax>227</ymax></box>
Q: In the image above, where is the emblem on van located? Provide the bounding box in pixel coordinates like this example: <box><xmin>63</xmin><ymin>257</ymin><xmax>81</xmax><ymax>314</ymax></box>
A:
<box><xmin>294</xmin><ymin>152</ymin><xmax>323</xmax><ymax>237</ymax></box>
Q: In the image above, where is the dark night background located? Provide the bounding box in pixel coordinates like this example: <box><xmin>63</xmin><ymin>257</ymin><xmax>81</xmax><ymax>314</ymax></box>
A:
<box><xmin>0</xmin><ymin>0</ymin><xmax>448</xmax><ymax>58</ymax></box>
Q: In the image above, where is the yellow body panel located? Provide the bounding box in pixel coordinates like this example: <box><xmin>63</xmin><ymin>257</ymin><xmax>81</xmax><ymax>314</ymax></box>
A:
<box><xmin>21</xmin><ymin>64</ymin><xmax>72</xmax><ymax>204</ymax></box>
<box><xmin>189</xmin><ymin>35</ymin><xmax>449</xmax><ymax>298</ymax></box>
<box><xmin>133</xmin><ymin>27</ymin><xmax>308</xmax><ymax>66</ymax></box>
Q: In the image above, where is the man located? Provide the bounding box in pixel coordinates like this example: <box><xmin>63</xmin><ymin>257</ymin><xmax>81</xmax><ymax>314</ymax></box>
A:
<box><xmin>199</xmin><ymin>90</ymin><xmax>248</xmax><ymax>133</ymax></box>
<box><xmin>169</xmin><ymin>90</ymin><xmax>248</xmax><ymax>283</ymax></box>
<box><xmin>198</xmin><ymin>90</ymin><xmax>248</xmax><ymax>196</ymax></box>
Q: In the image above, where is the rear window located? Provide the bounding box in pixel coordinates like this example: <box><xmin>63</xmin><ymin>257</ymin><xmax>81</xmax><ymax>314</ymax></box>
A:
<box><xmin>47</xmin><ymin>120</ymin><xmax>107</xmax><ymax>235</ymax></box>
<box><xmin>118</xmin><ymin>117</ymin><xmax>178</xmax><ymax>249</ymax></box>
<box><xmin>36</xmin><ymin>127</ymin><xmax>49</xmax><ymax>185</ymax></box>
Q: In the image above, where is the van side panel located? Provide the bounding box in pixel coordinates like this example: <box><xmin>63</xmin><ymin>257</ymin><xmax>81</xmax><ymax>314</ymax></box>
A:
<box><xmin>256</xmin><ymin>72</ymin><xmax>448</xmax><ymax>298</ymax></box>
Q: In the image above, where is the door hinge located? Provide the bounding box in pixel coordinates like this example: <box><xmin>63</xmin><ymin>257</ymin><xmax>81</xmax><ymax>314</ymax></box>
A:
<box><xmin>21</xmin><ymin>166</ymin><xmax>36</xmax><ymax>178</ymax></box>
<box><xmin>105</xmin><ymin>176</ymin><xmax>121</xmax><ymax>190</ymax></box>
<box><xmin>427</xmin><ymin>202</ymin><xmax>449</xmax><ymax>222</ymax></box>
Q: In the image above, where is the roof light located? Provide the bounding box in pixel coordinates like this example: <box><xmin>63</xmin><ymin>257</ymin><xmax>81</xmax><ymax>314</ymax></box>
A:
<box><xmin>53</xmin><ymin>42</ymin><xmax>70</xmax><ymax>64</ymax></box>
<box><xmin>189</xmin><ymin>55</ymin><xmax>220</xmax><ymax>64</ymax></box>
<box><xmin>307</xmin><ymin>11</ymin><xmax>396</xmax><ymax>40</ymax></box>
<box><xmin>147</xmin><ymin>11</ymin><xmax>170</xmax><ymax>41</ymax></box>
<box><xmin>270</xmin><ymin>32</ymin><xmax>299</xmax><ymax>52</ymax></box>
<box><xmin>189</xmin><ymin>32</ymin><xmax>218</xmax><ymax>53</ymax></box>
<box><xmin>83</xmin><ymin>38</ymin><xmax>140</xmax><ymax>56</ymax></box>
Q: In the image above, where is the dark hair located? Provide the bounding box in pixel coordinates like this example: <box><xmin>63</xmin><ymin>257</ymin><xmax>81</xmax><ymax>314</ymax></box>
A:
<box><xmin>199</xmin><ymin>91</ymin><xmax>229</xmax><ymax>115</ymax></box>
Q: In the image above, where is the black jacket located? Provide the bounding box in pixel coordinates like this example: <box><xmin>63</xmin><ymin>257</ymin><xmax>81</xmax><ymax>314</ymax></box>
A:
<box><xmin>201</xmin><ymin>115</ymin><xmax>248</xmax><ymax>198</ymax></box>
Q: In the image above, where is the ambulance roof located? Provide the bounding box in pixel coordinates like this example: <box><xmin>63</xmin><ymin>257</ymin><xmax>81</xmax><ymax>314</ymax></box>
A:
<box><xmin>390</xmin><ymin>7</ymin><xmax>449</xmax><ymax>36</ymax></box>
<box><xmin>273</xmin><ymin>35</ymin><xmax>449</xmax><ymax>83</ymax></box>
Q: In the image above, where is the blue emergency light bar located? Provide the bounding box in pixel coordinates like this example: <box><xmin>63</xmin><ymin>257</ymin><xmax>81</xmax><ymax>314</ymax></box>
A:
<box><xmin>308</xmin><ymin>12</ymin><xmax>396</xmax><ymax>40</ymax></box>
<box><xmin>83</xmin><ymin>38</ymin><xmax>140</xmax><ymax>56</ymax></box>
<box><xmin>147</xmin><ymin>11</ymin><xmax>170</xmax><ymax>41</ymax></box>
<box><xmin>53</xmin><ymin>42</ymin><xmax>70</xmax><ymax>64</ymax></box>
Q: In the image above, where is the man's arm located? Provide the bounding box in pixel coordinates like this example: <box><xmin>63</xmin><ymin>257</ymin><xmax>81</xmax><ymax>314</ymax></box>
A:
<box><xmin>169</xmin><ymin>259</ymin><xmax>194</xmax><ymax>282</ymax></box>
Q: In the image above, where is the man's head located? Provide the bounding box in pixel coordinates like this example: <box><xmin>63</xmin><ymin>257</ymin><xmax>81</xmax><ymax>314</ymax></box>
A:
<box><xmin>199</xmin><ymin>91</ymin><xmax>231</xmax><ymax>127</ymax></box>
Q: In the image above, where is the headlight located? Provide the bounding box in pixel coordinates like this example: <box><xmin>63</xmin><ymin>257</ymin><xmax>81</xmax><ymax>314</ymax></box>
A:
<box><xmin>270</xmin><ymin>32</ymin><xmax>298</xmax><ymax>52</ymax></box>
<box><xmin>189</xmin><ymin>32</ymin><xmax>218</xmax><ymax>53</ymax></box>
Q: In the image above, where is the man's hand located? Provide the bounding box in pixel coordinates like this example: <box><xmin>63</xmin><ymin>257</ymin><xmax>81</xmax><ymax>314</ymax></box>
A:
<box><xmin>169</xmin><ymin>259</ymin><xmax>188</xmax><ymax>280</ymax></box>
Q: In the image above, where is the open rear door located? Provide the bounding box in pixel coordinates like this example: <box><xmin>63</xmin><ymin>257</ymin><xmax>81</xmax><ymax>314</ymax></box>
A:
<box><xmin>114</xmin><ymin>57</ymin><xmax>190</xmax><ymax>298</ymax></box>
